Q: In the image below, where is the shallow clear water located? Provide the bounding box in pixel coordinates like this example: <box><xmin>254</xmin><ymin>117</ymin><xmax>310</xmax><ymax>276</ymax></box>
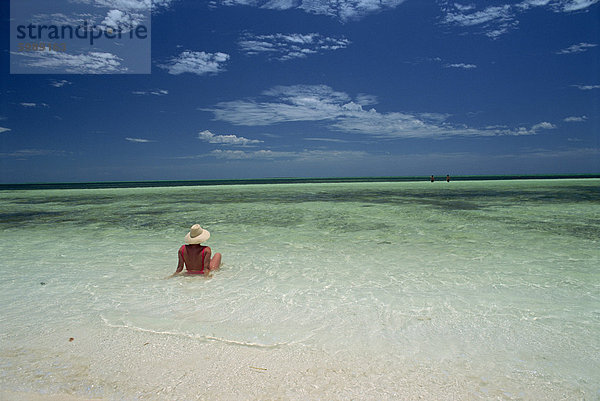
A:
<box><xmin>1</xmin><ymin>179</ymin><xmax>598</xmax><ymax>400</ymax></box>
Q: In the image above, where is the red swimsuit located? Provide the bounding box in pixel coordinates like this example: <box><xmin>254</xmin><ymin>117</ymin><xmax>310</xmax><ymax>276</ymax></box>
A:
<box><xmin>179</xmin><ymin>245</ymin><xmax>207</xmax><ymax>274</ymax></box>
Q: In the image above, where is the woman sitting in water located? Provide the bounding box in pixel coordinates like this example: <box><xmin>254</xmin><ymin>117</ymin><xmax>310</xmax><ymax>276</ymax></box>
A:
<box><xmin>171</xmin><ymin>224</ymin><xmax>222</xmax><ymax>276</ymax></box>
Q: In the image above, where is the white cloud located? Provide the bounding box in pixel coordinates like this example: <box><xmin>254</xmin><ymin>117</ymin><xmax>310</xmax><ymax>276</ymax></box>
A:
<box><xmin>560</xmin><ymin>0</ymin><xmax>600</xmax><ymax>11</ymax></box>
<box><xmin>204</xmin><ymin>85</ymin><xmax>351</xmax><ymax>126</ymax></box>
<box><xmin>72</xmin><ymin>0</ymin><xmax>176</xmax><ymax>12</ymax></box>
<box><xmin>198</xmin><ymin>130</ymin><xmax>263</xmax><ymax>146</ymax></box>
<box><xmin>132</xmin><ymin>89</ymin><xmax>169</xmax><ymax>96</ymax></box>
<box><xmin>14</xmin><ymin>51</ymin><xmax>125</xmax><ymax>74</ymax></box>
<box><xmin>556</xmin><ymin>42</ymin><xmax>597</xmax><ymax>54</ymax></box>
<box><xmin>481</xmin><ymin>122</ymin><xmax>556</xmax><ymax>136</ymax></box>
<box><xmin>239</xmin><ymin>33</ymin><xmax>350</xmax><ymax>61</ymax></box>
<box><xmin>440</xmin><ymin>0</ymin><xmax>600</xmax><ymax>38</ymax></box>
<box><xmin>211</xmin><ymin>0</ymin><xmax>408</xmax><ymax>21</ymax></box>
<box><xmin>204</xmin><ymin>84</ymin><xmax>558</xmax><ymax>139</ymax></box>
<box><xmin>485</xmin><ymin>28</ymin><xmax>512</xmax><ymax>39</ymax></box>
<box><xmin>92</xmin><ymin>0</ymin><xmax>152</xmax><ymax>11</ymax></box>
<box><xmin>0</xmin><ymin>149</ymin><xmax>66</xmax><ymax>158</ymax></box>
<box><xmin>445</xmin><ymin>63</ymin><xmax>477</xmax><ymax>69</ymax></box>
<box><xmin>355</xmin><ymin>94</ymin><xmax>378</xmax><ymax>106</ymax></box>
<box><xmin>304</xmin><ymin>137</ymin><xmax>351</xmax><ymax>143</ymax></box>
<box><xmin>454</xmin><ymin>3</ymin><xmax>476</xmax><ymax>12</ymax></box>
<box><xmin>158</xmin><ymin>51</ymin><xmax>230</xmax><ymax>75</ymax></box>
<box><xmin>50</xmin><ymin>79</ymin><xmax>72</xmax><ymax>88</ymax></box>
<box><xmin>125</xmin><ymin>137</ymin><xmax>154</xmax><ymax>142</ymax></box>
<box><xmin>210</xmin><ymin>149</ymin><xmax>287</xmax><ymax>159</ymax></box>
<box><xmin>19</xmin><ymin>102</ymin><xmax>49</xmax><ymax>108</ymax></box>
<box><xmin>573</xmin><ymin>84</ymin><xmax>600</xmax><ymax>90</ymax></box>
<box><xmin>28</xmin><ymin>9</ymin><xmax>148</xmax><ymax>43</ymax></box>
<box><xmin>0</xmin><ymin>127</ymin><xmax>11</xmax><ymax>134</ymax></box>
<box><xmin>531</xmin><ymin>122</ymin><xmax>556</xmax><ymax>131</ymax></box>
<box><xmin>101</xmin><ymin>9</ymin><xmax>145</xmax><ymax>31</ymax></box>
<box><xmin>210</xmin><ymin>149</ymin><xmax>368</xmax><ymax>160</ymax></box>
<box><xmin>517</xmin><ymin>0</ymin><xmax>553</xmax><ymax>10</ymax></box>
<box><xmin>332</xmin><ymin>111</ymin><xmax>483</xmax><ymax>138</ymax></box>
<box><xmin>443</xmin><ymin>4</ymin><xmax>513</xmax><ymax>27</ymax></box>
<box><xmin>564</xmin><ymin>115</ymin><xmax>588</xmax><ymax>122</ymax></box>
<box><xmin>417</xmin><ymin>56</ymin><xmax>479</xmax><ymax>70</ymax></box>
<box><xmin>37</xmin><ymin>0</ymin><xmax>166</xmax><ymax>47</ymax></box>
<box><xmin>150</xmin><ymin>0</ymin><xmax>177</xmax><ymax>9</ymax></box>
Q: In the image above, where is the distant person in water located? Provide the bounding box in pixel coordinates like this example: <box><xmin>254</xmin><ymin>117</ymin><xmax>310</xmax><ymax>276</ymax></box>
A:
<box><xmin>430</xmin><ymin>175</ymin><xmax>435</xmax><ymax>182</ymax></box>
<box><xmin>446</xmin><ymin>174</ymin><xmax>451</xmax><ymax>182</ymax></box>
<box><xmin>171</xmin><ymin>224</ymin><xmax>222</xmax><ymax>277</ymax></box>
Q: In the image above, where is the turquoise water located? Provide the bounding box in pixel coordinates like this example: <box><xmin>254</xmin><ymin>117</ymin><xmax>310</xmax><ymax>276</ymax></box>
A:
<box><xmin>0</xmin><ymin>179</ymin><xmax>598</xmax><ymax>400</ymax></box>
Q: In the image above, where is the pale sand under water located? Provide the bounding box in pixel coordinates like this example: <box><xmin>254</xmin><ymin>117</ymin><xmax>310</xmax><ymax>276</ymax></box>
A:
<box><xmin>1</xmin><ymin>179</ymin><xmax>598</xmax><ymax>400</ymax></box>
<box><xmin>1</xmin><ymin>324</ymin><xmax>587</xmax><ymax>400</ymax></box>
<box><xmin>0</xmin><ymin>391</ymin><xmax>103</xmax><ymax>401</ymax></box>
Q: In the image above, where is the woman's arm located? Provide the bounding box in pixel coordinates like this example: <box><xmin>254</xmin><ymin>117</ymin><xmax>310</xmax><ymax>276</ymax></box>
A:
<box><xmin>203</xmin><ymin>247</ymin><xmax>212</xmax><ymax>271</ymax></box>
<box><xmin>167</xmin><ymin>247</ymin><xmax>185</xmax><ymax>278</ymax></box>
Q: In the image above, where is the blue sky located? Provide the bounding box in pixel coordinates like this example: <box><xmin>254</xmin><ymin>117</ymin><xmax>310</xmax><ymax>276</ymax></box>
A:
<box><xmin>1</xmin><ymin>0</ymin><xmax>599</xmax><ymax>183</ymax></box>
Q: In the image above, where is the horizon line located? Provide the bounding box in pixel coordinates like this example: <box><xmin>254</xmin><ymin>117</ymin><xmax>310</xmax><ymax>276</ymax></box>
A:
<box><xmin>1</xmin><ymin>174</ymin><xmax>599</xmax><ymax>190</ymax></box>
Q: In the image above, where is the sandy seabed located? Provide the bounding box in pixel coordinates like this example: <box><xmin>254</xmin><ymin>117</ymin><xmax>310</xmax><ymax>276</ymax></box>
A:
<box><xmin>1</xmin><ymin>326</ymin><xmax>590</xmax><ymax>401</ymax></box>
<box><xmin>1</xmin><ymin>180</ymin><xmax>597</xmax><ymax>400</ymax></box>
<box><xmin>0</xmin><ymin>391</ymin><xmax>102</xmax><ymax>401</ymax></box>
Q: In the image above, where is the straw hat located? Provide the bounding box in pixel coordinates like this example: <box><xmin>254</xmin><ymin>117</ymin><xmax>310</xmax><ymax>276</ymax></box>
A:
<box><xmin>184</xmin><ymin>224</ymin><xmax>210</xmax><ymax>244</ymax></box>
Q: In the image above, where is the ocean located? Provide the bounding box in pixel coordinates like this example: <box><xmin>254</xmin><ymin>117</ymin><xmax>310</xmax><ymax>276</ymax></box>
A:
<box><xmin>0</xmin><ymin>178</ymin><xmax>598</xmax><ymax>400</ymax></box>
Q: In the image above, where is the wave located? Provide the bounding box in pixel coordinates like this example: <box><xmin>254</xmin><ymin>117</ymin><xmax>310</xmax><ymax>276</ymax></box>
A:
<box><xmin>100</xmin><ymin>315</ymin><xmax>292</xmax><ymax>348</ymax></box>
